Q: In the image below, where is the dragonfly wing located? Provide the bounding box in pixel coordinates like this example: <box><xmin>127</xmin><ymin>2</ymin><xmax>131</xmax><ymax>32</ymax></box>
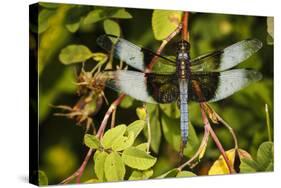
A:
<box><xmin>104</xmin><ymin>70</ymin><xmax>179</xmax><ymax>104</ymax></box>
<box><xmin>97</xmin><ymin>35</ymin><xmax>176</xmax><ymax>72</ymax></box>
<box><xmin>189</xmin><ymin>69</ymin><xmax>262</xmax><ymax>102</ymax></box>
<box><xmin>190</xmin><ymin>39</ymin><xmax>263</xmax><ymax>72</ymax></box>
<box><xmin>146</xmin><ymin>73</ymin><xmax>179</xmax><ymax>103</ymax></box>
<box><xmin>97</xmin><ymin>35</ymin><xmax>146</xmax><ymax>71</ymax></box>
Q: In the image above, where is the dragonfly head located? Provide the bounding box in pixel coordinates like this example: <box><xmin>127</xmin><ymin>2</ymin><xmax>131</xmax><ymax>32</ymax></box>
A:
<box><xmin>177</xmin><ymin>40</ymin><xmax>190</xmax><ymax>51</ymax></box>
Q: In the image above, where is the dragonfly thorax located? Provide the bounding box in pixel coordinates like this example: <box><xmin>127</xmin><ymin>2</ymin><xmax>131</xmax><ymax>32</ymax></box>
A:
<box><xmin>177</xmin><ymin>40</ymin><xmax>190</xmax><ymax>51</ymax></box>
<box><xmin>176</xmin><ymin>40</ymin><xmax>191</xmax><ymax>79</ymax></box>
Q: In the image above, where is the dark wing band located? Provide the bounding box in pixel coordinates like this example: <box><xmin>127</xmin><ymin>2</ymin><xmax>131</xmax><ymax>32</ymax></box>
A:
<box><xmin>189</xmin><ymin>69</ymin><xmax>262</xmax><ymax>102</ymax></box>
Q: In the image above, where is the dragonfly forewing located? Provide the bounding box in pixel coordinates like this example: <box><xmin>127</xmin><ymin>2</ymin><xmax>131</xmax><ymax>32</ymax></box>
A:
<box><xmin>190</xmin><ymin>39</ymin><xmax>263</xmax><ymax>72</ymax></box>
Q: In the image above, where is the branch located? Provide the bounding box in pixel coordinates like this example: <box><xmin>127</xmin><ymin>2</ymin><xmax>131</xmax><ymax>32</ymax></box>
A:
<box><xmin>60</xmin><ymin>94</ymin><xmax>126</xmax><ymax>184</ymax></box>
<box><xmin>182</xmin><ymin>12</ymin><xmax>189</xmax><ymax>41</ymax></box>
<box><xmin>178</xmin><ymin>125</ymin><xmax>210</xmax><ymax>170</ymax></box>
<box><xmin>144</xmin><ymin>104</ymin><xmax>151</xmax><ymax>154</ymax></box>
<box><xmin>97</xmin><ymin>94</ymin><xmax>126</xmax><ymax>137</ymax></box>
<box><xmin>200</xmin><ymin>103</ymin><xmax>236</xmax><ymax>174</ymax></box>
<box><xmin>147</xmin><ymin>23</ymin><xmax>182</xmax><ymax>71</ymax></box>
<box><xmin>203</xmin><ymin>103</ymin><xmax>238</xmax><ymax>149</ymax></box>
<box><xmin>178</xmin><ymin>103</ymin><xmax>235</xmax><ymax>173</ymax></box>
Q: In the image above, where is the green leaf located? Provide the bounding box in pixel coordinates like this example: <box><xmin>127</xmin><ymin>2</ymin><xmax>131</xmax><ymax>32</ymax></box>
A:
<box><xmin>122</xmin><ymin>147</ymin><xmax>157</xmax><ymax>170</ymax></box>
<box><xmin>157</xmin><ymin>168</ymin><xmax>179</xmax><ymax>178</ymax></box>
<box><xmin>104</xmin><ymin>151</ymin><xmax>125</xmax><ymax>181</ymax></box>
<box><xmin>127</xmin><ymin>120</ymin><xmax>146</xmax><ymax>140</ymax></box>
<box><xmin>136</xmin><ymin>107</ymin><xmax>146</xmax><ymax>120</ymax></box>
<box><xmin>66</xmin><ymin>21</ymin><xmax>81</xmax><ymax>33</ymax></box>
<box><xmin>256</xmin><ymin>141</ymin><xmax>274</xmax><ymax>171</ymax></box>
<box><xmin>160</xmin><ymin>102</ymin><xmax>180</xmax><ymax>119</ymax></box>
<box><xmin>111</xmin><ymin>131</ymin><xmax>135</xmax><ymax>151</ymax></box>
<box><xmin>101</xmin><ymin>124</ymin><xmax>127</xmax><ymax>149</ymax></box>
<box><xmin>59</xmin><ymin>45</ymin><xmax>93</xmax><ymax>64</ymax></box>
<box><xmin>83</xmin><ymin>179</ymin><xmax>100</xmax><ymax>183</ymax></box>
<box><xmin>39</xmin><ymin>2</ymin><xmax>60</xmax><ymax>9</ymax></box>
<box><xmin>176</xmin><ymin>171</ymin><xmax>196</xmax><ymax>177</ymax></box>
<box><xmin>152</xmin><ymin>10</ymin><xmax>182</xmax><ymax>40</ymax></box>
<box><xmin>64</xmin><ymin>6</ymin><xmax>92</xmax><ymax>33</ymax></box>
<box><xmin>143</xmin><ymin>104</ymin><xmax>162</xmax><ymax>153</ymax></box>
<box><xmin>84</xmin><ymin>8</ymin><xmax>132</xmax><ymax>25</ymax></box>
<box><xmin>120</xmin><ymin>95</ymin><xmax>134</xmax><ymax>108</ymax></box>
<box><xmin>129</xmin><ymin>169</ymin><xmax>153</xmax><ymax>180</ymax></box>
<box><xmin>161</xmin><ymin>113</ymin><xmax>199</xmax><ymax>157</ymax></box>
<box><xmin>84</xmin><ymin>134</ymin><xmax>101</xmax><ymax>149</ymax></box>
<box><xmin>94</xmin><ymin>151</ymin><xmax>108</xmax><ymax>181</ymax></box>
<box><xmin>38</xmin><ymin>9</ymin><xmax>56</xmax><ymax>33</ymax></box>
<box><xmin>266</xmin><ymin>162</ymin><xmax>274</xmax><ymax>171</ymax></box>
<box><xmin>240</xmin><ymin>158</ymin><xmax>258</xmax><ymax>173</ymax></box>
<box><xmin>240</xmin><ymin>142</ymin><xmax>274</xmax><ymax>173</ymax></box>
<box><xmin>83</xmin><ymin>9</ymin><xmax>106</xmax><ymax>24</ymax></box>
<box><xmin>92</xmin><ymin>52</ymin><xmax>108</xmax><ymax>63</ymax></box>
<box><xmin>135</xmin><ymin>143</ymin><xmax>148</xmax><ymax>151</ymax></box>
<box><xmin>151</xmin><ymin>56</ymin><xmax>176</xmax><ymax>74</ymax></box>
<box><xmin>38</xmin><ymin>170</ymin><xmax>48</xmax><ymax>186</ymax></box>
<box><xmin>103</xmin><ymin>19</ymin><xmax>121</xmax><ymax>36</ymax></box>
<box><xmin>111</xmin><ymin>8</ymin><xmax>132</xmax><ymax>19</ymax></box>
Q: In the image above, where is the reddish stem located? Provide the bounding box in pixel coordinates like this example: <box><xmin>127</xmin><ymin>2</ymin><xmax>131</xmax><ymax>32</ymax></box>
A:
<box><xmin>147</xmin><ymin>24</ymin><xmax>182</xmax><ymax>71</ymax></box>
<box><xmin>182</xmin><ymin>12</ymin><xmax>189</xmax><ymax>41</ymax></box>
<box><xmin>60</xmin><ymin>94</ymin><xmax>126</xmax><ymax>184</ymax></box>
<box><xmin>200</xmin><ymin>103</ymin><xmax>235</xmax><ymax>173</ymax></box>
<box><xmin>97</xmin><ymin>94</ymin><xmax>126</xmax><ymax>137</ymax></box>
<box><xmin>76</xmin><ymin>148</ymin><xmax>93</xmax><ymax>183</ymax></box>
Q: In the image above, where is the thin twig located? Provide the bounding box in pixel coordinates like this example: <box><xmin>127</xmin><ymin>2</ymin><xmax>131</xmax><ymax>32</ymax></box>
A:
<box><xmin>265</xmin><ymin>104</ymin><xmax>272</xmax><ymax>142</ymax></box>
<box><xmin>203</xmin><ymin>103</ymin><xmax>238</xmax><ymax>149</ymax></box>
<box><xmin>144</xmin><ymin>104</ymin><xmax>151</xmax><ymax>153</ymax></box>
<box><xmin>217</xmin><ymin>116</ymin><xmax>238</xmax><ymax>150</ymax></box>
<box><xmin>60</xmin><ymin>149</ymin><xmax>93</xmax><ymax>184</ymax></box>
<box><xmin>97</xmin><ymin>94</ymin><xmax>126</xmax><ymax>137</ymax></box>
<box><xmin>182</xmin><ymin>12</ymin><xmax>189</xmax><ymax>41</ymax></box>
<box><xmin>200</xmin><ymin>103</ymin><xmax>235</xmax><ymax>174</ymax></box>
<box><xmin>147</xmin><ymin>23</ymin><xmax>182</xmax><ymax>71</ymax></box>
<box><xmin>178</xmin><ymin>125</ymin><xmax>210</xmax><ymax>170</ymax></box>
<box><xmin>111</xmin><ymin>108</ymin><xmax>116</xmax><ymax>128</ymax></box>
<box><xmin>60</xmin><ymin>94</ymin><xmax>126</xmax><ymax>184</ymax></box>
<box><xmin>76</xmin><ymin>148</ymin><xmax>93</xmax><ymax>183</ymax></box>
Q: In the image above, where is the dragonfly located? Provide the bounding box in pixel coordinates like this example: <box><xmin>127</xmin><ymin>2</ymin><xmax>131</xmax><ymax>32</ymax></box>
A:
<box><xmin>97</xmin><ymin>34</ymin><xmax>263</xmax><ymax>148</ymax></box>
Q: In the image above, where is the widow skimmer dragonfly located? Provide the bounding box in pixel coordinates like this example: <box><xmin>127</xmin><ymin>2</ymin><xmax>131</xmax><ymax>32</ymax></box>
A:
<box><xmin>97</xmin><ymin>34</ymin><xmax>262</xmax><ymax>148</ymax></box>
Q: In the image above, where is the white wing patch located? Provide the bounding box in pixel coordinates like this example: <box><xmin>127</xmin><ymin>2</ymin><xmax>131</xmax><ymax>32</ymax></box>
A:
<box><xmin>210</xmin><ymin>69</ymin><xmax>262</xmax><ymax>102</ymax></box>
<box><xmin>220</xmin><ymin>39</ymin><xmax>263</xmax><ymax>71</ymax></box>
<box><xmin>114</xmin><ymin>39</ymin><xmax>145</xmax><ymax>71</ymax></box>
<box><xmin>105</xmin><ymin>70</ymin><xmax>157</xmax><ymax>104</ymax></box>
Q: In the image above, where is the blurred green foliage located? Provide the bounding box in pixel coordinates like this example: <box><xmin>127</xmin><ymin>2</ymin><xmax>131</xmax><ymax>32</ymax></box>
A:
<box><xmin>31</xmin><ymin>2</ymin><xmax>273</xmax><ymax>185</ymax></box>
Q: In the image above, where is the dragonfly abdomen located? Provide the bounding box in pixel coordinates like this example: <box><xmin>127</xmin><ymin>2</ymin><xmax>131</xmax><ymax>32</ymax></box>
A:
<box><xmin>176</xmin><ymin>40</ymin><xmax>191</xmax><ymax>146</ymax></box>
<box><xmin>179</xmin><ymin>80</ymin><xmax>189</xmax><ymax>145</ymax></box>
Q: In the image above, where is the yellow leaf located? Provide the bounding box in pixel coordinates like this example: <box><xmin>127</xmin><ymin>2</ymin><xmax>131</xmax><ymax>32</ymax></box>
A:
<box><xmin>208</xmin><ymin>148</ymin><xmax>252</xmax><ymax>175</ymax></box>
<box><xmin>208</xmin><ymin>149</ymin><xmax>235</xmax><ymax>175</ymax></box>
<box><xmin>198</xmin><ymin>140</ymin><xmax>208</xmax><ymax>160</ymax></box>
